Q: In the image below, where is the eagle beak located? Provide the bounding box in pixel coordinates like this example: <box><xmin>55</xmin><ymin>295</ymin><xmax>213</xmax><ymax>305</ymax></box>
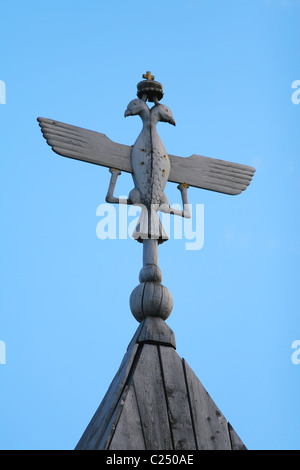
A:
<box><xmin>170</xmin><ymin>118</ymin><xmax>176</xmax><ymax>126</ymax></box>
<box><xmin>124</xmin><ymin>109</ymin><xmax>131</xmax><ymax>118</ymax></box>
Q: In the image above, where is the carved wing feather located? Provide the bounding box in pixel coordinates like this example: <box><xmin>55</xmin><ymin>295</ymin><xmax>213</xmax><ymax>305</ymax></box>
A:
<box><xmin>169</xmin><ymin>153</ymin><xmax>255</xmax><ymax>195</ymax></box>
<box><xmin>38</xmin><ymin>117</ymin><xmax>255</xmax><ymax>196</ymax></box>
<box><xmin>37</xmin><ymin>117</ymin><xmax>132</xmax><ymax>173</ymax></box>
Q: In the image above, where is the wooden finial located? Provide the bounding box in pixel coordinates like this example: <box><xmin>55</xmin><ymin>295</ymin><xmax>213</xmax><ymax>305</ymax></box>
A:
<box><xmin>130</xmin><ymin>239</ymin><xmax>173</xmax><ymax>323</ymax></box>
<box><xmin>143</xmin><ymin>71</ymin><xmax>155</xmax><ymax>81</ymax></box>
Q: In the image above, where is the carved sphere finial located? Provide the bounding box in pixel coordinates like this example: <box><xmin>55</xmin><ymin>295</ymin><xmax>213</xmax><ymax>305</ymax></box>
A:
<box><xmin>130</xmin><ymin>238</ymin><xmax>173</xmax><ymax>322</ymax></box>
<box><xmin>130</xmin><ymin>281</ymin><xmax>173</xmax><ymax>323</ymax></box>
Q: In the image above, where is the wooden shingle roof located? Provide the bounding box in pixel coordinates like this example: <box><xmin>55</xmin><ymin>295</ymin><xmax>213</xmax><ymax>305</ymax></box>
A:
<box><xmin>75</xmin><ymin>318</ymin><xmax>246</xmax><ymax>451</ymax></box>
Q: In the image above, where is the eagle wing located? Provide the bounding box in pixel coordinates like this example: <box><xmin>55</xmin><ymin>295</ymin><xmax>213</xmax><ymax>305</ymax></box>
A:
<box><xmin>37</xmin><ymin>117</ymin><xmax>132</xmax><ymax>173</ymax></box>
<box><xmin>38</xmin><ymin>117</ymin><xmax>255</xmax><ymax>196</ymax></box>
<box><xmin>168</xmin><ymin>153</ymin><xmax>255</xmax><ymax>195</ymax></box>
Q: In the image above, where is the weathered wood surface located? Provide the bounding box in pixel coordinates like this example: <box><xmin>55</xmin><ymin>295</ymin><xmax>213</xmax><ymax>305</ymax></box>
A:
<box><xmin>38</xmin><ymin>117</ymin><xmax>255</xmax><ymax>196</ymax></box>
<box><xmin>168</xmin><ymin>153</ymin><xmax>255</xmax><ymax>196</ymax></box>
<box><xmin>37</xmin><ymin>117</ymin><xmax>132</xmax><ymax>173</ymax></box>
<box><xmin>137</xmin><ymin>316</ymin><xmax>176</xmax><ymax>349</ymax></box>
<box><xmin>228</xmin><ymin>423</ymin><xmax>247</xmax><ymax>450</ymax></box>
<box><xmin>76</xmin><ymin>322</ymin><xmax>246</xmax><ymax>450</ymax></box>
<box><xmin>98</xmin><ymin>384</ymin><xmax>130</xmax><ymax>450</ymax></box>
<box><xmin>75</xmin><ymin>328</ymin><xmax>140</xmax><ymax>450</ymax></box>
<box><xmin>183</xmin><ymin>359</ymin><xmax>232</xmax><ymax>450</ymax></box>
<box><xmin>132</xmin><ymin>344</ymin><xmax>173</xmax><ymax>450</ymax></box>
<box><xmin>159</xmin><ymin>346</ymin><xmax>196</xmax><ymax>450</ymax></box>
<box><xmin>109</xmin><ymin>384</ymin><xmax>146</xmax><ymax>450</ymax></box>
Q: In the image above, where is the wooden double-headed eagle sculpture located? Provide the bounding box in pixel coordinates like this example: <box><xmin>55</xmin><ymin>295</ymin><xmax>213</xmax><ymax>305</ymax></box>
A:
<box><xmin>38</xmin><ymin>71</ymin><xmax>255</xmax><ymax>244</ymax></box>
<box><xmin>38</xmin><ymin>72</ymin><xmax>255</xmax><ymax>322</ymax></box>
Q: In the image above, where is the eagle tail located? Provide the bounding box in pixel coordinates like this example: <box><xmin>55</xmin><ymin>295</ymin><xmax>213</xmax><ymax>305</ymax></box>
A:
<box><xmin>132</xmin><ymin>205</ymin><xmax>169</xmax><ymax>244</ymax></box>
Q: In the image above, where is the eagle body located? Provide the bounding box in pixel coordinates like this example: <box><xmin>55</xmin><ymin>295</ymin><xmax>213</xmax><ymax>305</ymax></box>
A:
<box><xmin>130</xmin><ymin>114</ymin><xmax>170</xmax><ymax>208</ymax></box>
<box><xmin>125</xmin><ymin>99</ymin><xmax>175</xmax><ymax>242</ymax></box>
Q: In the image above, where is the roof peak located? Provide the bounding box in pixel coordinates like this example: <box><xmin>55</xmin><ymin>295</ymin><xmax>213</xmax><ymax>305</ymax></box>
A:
<box><xmin>75</xmin><ymin>322</ymin><xmax>246</xmax><ymax>451</ymax></box>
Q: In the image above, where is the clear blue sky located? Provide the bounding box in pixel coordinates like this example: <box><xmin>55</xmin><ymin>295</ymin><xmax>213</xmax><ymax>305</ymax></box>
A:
<box><xmin>0</xmin><ymin>0</ymin><xmax>299</xmax><ymax>450</ymax></box>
